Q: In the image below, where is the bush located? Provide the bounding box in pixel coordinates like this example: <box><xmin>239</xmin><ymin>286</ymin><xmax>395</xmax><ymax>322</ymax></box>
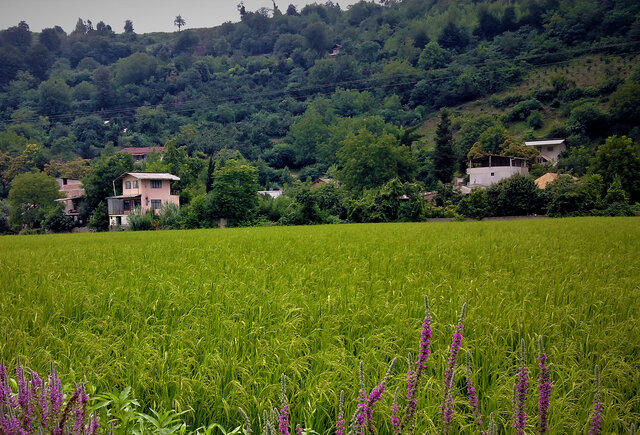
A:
<box><xmin>127</xmin><ymin>207</ymin><xmax>155</xmax><ymax>231</ymax></box>
<box><xmin>486</xmin><ymin>174</ymin><xmax>543</xmax><ymax>216</ymax></box>
<box><xmin>43</xmin><ymin>206</ymin><xmax>75</xmax><ymax>233</ymax></box>
<box><xmin>458</xmin><ymin>188</ymin><xmax>490</xmax><ymax>219</ymax></box>
<box><xmin>88</xmin><ymin>202</ymin><xmax>109</xmax><ymax>231</ymax></box>
<box><xmin>157</xmin><ymin>203</ymin><xmax>182</xmax><ymax>230</ymax></box>
<box><xmin>507</xmin><ymin>98</ymin><xmax>543</xmax><ymax>122</ymax></box>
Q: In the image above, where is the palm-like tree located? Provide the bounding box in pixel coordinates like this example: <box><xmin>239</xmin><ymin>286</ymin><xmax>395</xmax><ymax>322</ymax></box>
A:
<box><xmin>174</xmin><ymin>15</ymin><xmax>185</xmax><ymax>31</ymax></box>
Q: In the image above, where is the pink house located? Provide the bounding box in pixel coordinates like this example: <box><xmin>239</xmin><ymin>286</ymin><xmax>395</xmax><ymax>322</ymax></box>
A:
<box><xmin>107</xmin><ymin>172</ymin><xmax>180</xmax><ymax>228</ymax></box>
<box><xmin>55</xmin><ymin>178</ymin><xmax>86</xmax><ymax>223</ymax></box>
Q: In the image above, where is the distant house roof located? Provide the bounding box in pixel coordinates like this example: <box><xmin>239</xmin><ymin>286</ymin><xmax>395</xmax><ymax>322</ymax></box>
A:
<box><xmin>311</xmin><ymin>177</ymin><xmax>335</xmax><ymax>187</ymax></box>
<box><xmin>119</xmin><ymin>146</ymin><xmax>166</xmax><ymax>156</ymax></box>
<box><xmin>525</xmin><ymin>139</ymin><xmax>566</xmax><ymax>147</ymax></box>
<box><xmin>534</xmin><ymin>172</ymin><xmax>578</xmax><ymax>189</ymax></box>
<box><xmin>106</xmin><ymin>194</ymin><xmax>142</xmax><ymax>199</ymax></box>
<box><xmin>116</xmin><ymin>172</ymin><xmax>180</xmax><ymax>181</ymax></box>
<box><xmin>56</xmin><ymin>178</ymin><xmax>86</xmax><ymax>199</ymax></box>
<box><xmin>258</xmin><ymin>190</ymin><xmax>284</xmax><ymax>198</ymax></box>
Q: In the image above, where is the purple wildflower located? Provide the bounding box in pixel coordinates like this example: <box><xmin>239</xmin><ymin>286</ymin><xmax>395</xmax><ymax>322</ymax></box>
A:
<box><xmin>295</xmin><ymin>424</ymin><xmax>304</xmax><ymax>435</ymax></box>
<box><xmin>402</xmin><ymin>296</ymin><xmax>433</xmax><ymax>432</ymax></box>
<box><xmin>588</xmin><ymin>365</ymin><xmax>602</xmax><ymax>435</ymax></box>
<box><xmin>16</xmin><ymin>358</ymin><xmax>34</xmax><ymax>433</ymax></box>
<box><xmin>513</xmin><ymin>339</ymin><xmax>528</xmax><ymax>435</ymax></box>
<box><xmin>73</xmin><ymin>383</ymin><xmax>89</xmax><ymax>435</ymax></box>
<box><xmin>335</xmin><ymin>390</ymin><xmax>345</xmax><ymax>435</ymax></box>
<box><xmin>440</xmin><ymin>302</ymin><xmax>466</xmax><ymax>434</ymax></box>
<box><xmin>465</xmin><ymin>351</ymin><xmax>483</xmax><ymax>428</ymax></box>
<box><xmin>351</xmin><ymin>359</ymin><xmax>396</xmax><ymax>434</ymax></box>
<box><xmin>390</xmin><ymin>387</ymin><xmax>400</xmax><ymax>434</ymax></box>
<box><xmin>278</xmin><ymin>374</ymin><xmax>290</xmax><ymax>435</ymax></box>
<box><xmin>48</xmin><ymin>364</ymin><xmax>64</xmax><ymax>424</ymax></box>
<box><xmin>88</xmin><ymin>415</ymin><xmax>100</xmax><ymax>435</ymax></box>
<box><xmin>537</xmin><ymin>336</ymin><xmax>551</xmax><ymax>435</ymax></box>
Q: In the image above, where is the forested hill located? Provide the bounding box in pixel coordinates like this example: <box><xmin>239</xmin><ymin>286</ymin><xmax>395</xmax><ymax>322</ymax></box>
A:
<box><xmin>1</xmin><ymin>0</ymin><xmax>639</xmax><ymax>200</ymax></box>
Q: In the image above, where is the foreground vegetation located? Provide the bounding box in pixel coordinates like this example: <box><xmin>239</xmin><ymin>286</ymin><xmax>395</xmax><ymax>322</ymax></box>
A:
<box><xmin>1</xmin><ymin>218</ymin><xmax>638</xmax><ymax>432</ymax></box>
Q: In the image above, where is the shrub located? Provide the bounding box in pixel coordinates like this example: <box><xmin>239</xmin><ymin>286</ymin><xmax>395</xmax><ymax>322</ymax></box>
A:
<box><xmin>486</xmin><ymin>174</ymin><xmax>543</xmax><ymax>216</ymax></box>
<box><xmin>127</xmin><ymin>207</ymin><xmax>155</xmax><ymax>231</ymax></box>
<box><xmin>458</xmin><ymin>188</ymin><xmax>490</xmax><ymax>219</ymax></box>
<box><xmin>507</xmin><ymin>98</ymin><xmax>543</xmax><ymax>122</ymax></box>
<box><xmin>43</xmin><ymin>206</ymin><xmax>75</xmax><ymax>233</ymax></box>
<box><xmin>157</xmin><ymin>203</ymin><xmax>182</xmax><ymax>230</ymax></box>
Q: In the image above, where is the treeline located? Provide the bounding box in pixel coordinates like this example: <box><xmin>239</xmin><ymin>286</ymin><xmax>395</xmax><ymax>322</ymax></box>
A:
<box><xmin>0</xmin><ymin>0</ymin><xmax>639</xmax><ymax>232</ymax></box>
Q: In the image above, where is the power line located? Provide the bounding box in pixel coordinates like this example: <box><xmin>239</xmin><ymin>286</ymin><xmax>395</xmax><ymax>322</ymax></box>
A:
<box><xmin>1</xmin><ymin>40</ymin><xmax>638</xmax><ymax>125</ymax></box>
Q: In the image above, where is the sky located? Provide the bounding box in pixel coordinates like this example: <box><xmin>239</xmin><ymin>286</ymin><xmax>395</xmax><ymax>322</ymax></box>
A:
<box><xmin>1</xmin><ymin>0</ymin><xmax>364</xmax><ymax>34</ymax></box>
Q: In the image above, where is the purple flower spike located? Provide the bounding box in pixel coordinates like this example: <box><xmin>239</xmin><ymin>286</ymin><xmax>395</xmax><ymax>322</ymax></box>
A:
<box><xmin>513</xmin><ymin>339</ymin><xmax>528</xmax><ymax>435</ymax></box>
<box><xmin>48</xmin><ymin>363</ymin><xmax>64</xmax><ymax>424</ymax></box>
<box><xmin>465</xmin><ymin>351</ymin><xmax>483</xmax><ymax>428</ymax></box>
<box><xmin>295</xmin><ymin>424</ymin><xmax>304</xmax><ymax>435</ymax></box>
<box><xmin>16</xmin><ymin>357</ymin><xmax>34</xmax><ymax>433</ymax></box>
<box><xmin>537</xmin><ymin>336</ymin><xmax>552</xmax><ymax>435</ymax></box>
<box><xmin>588</xmin><ymin>365</ymin><xmax>602</xmax><ymax>435</ymax></box>
<box><xmin>441</xmin><ymin>302</ymin><xmax>466</xmax><ymax>434</ymax></box>
<box><xmin>335</xmin><ymin>390</ymin><xmax>345</xmax><ymax>435</ymax></box>
<box><xmin>390</xmin><ymin>387</ymin><xmax>400</xmax><ymax>434</ymax></box>
<box><xmin>278</xmin><ymin>374</ymin><xmax>290</xmax><ymax>435</ymax></box>
<box><xmin>73</xmin><ymin>383</ymin><xmax>89</xmax><ymax>435</ymax></box>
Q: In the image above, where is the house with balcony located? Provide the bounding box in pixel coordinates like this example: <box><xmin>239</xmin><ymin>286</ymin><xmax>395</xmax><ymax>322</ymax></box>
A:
<box><xmin>54</xmin><ymin>178</ymin><xmax>86</xmax><ymax>223</ymax></box>
<box><xmin>119</xmin><ymin>146</ymin><xmax>166</xmax><ymax>161</ymax></box>
<box><xmin>107</xmin><ymin>172</ymin><xmax>180</xmax><ymax>228</ymax></box>
<box><xmin>466</xmin><ymin>155</ymin><xmax>529</xmax><ymax>189</ymax></box>
<box><xmin>524</xmin><ymin>139</ymin><xmax>566</xmax><ymax>164</ymax></box>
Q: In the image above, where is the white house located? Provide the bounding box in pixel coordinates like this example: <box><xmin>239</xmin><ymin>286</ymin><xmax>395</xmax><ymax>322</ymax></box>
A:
<box><xmin>466</xmin><ymin>155</ymin><xmax>529</xmax><ymax>188</ymax></box>
<box><xmin>524</xmin><ymin>139</ymin><xmax>566</xmax><ymax>164</ymax></box>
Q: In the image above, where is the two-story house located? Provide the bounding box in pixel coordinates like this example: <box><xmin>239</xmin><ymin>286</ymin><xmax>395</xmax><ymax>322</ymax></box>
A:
<box><xmin>466</xmin><ymin>155</ymin><xmax>529</xmax><ymax>188</ymax></box>
<box><xmin>524</xmin><ymin>139</ymin><xmax>566</xmax><ymax>164</ymax></box>
<box><xmin>107</xmin><ymin>172</ymin><xmax>180</xmax><ymax>228</ymax></box>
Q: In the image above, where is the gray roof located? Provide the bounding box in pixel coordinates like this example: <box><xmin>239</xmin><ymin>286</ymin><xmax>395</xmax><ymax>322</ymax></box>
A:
<box><xmin>117</xmin><ymin>172</ymin><xmax>180</xmax><ymax>181</ymax></box>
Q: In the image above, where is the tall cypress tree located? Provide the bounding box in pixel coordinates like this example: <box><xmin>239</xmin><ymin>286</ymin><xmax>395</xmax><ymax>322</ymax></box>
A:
<box><xmin>434</xmin><ymin>109</ymin><xmax>456</xmax><ymax>183</ymax></box>
<box><xmin>206</xmin><ymin>156</ymin><xmax>215</xmax><ymax>193</ymax></box>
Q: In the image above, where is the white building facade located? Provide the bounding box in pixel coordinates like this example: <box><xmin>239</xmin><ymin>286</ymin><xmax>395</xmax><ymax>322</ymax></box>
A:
<box><xmin>524</xmin><ymin>139</ymin><xmax>566</xmax><ymax>164</ymax></box>
<box><xmin>466</xmin><ymin>155</ymin><xmax>529</xmax><ymax>188</ymax></box>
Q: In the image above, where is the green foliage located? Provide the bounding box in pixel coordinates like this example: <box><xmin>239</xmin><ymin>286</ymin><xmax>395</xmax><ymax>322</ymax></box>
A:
<box><xmin>157</xmin><ymin>203</ymin><xmax>182</xmax><ymax>230</ymax></box>
<box><xmin>433</xmin><ymin>110</ymin><xmax>456</xmax><ymax>183</ymax></box>
<box><xmin>337</xmin><ymin>129</ymin><xmax>416</xmax><ymax>193</ymax></box>
<box><xmin>113</xmin><ymin>52</ymin><xmax>157</xmax><ymax>86</ymax></box>
<box><xmin>544</xmin><ymin>175</ymin><xmax>598</xmax><ymax>217</ymax></box>
<box><xmin>42</xmin><ymin>205</ymin><xmax>75</xmax><ymax>232</ymax></box>
<box><xmin>83</xmin><ymin>153</ymin><xmax>135</xmax><ymax>210</ymax></box>
<box><xmin>486</xmin><ymin>174</ymin><xmax>542</xmax><ymax>217</ymax></box>
<box><xmin>127</xmin><ymin>207</ymin><xmax>155</xmax><ymax>231</ymax></box>
<box><xmin>211</xmin><ymin>160</ymin><xmax>259</xmax><ymax>226</ymax></box>
<box><xmin>8</xmin><ymin>171</ymin><xmax>60</xmax><ymax>229</ymax></box>
<box><xmin>590</xmin><ymin>135</ymin><xmax>640</xmax><ymax>202</ymax></box>
<box><xmin>38</xmin><ymin>78</ymin><xmax>71</xmax><ymax>116</ymax></box>
<box><xmin>88</xmin><ymin>201</ymin><xmax>109</xmax><ymax>231</ymax></box>
<box><xmin>0</xmin><ymin>199</ymin><xmax>10</xmax><ymax>234</ymax></box>
<box><xmin>458</xmin><ymin>188</ymin><xmax>490</xmax><ymax>220</ymax></box>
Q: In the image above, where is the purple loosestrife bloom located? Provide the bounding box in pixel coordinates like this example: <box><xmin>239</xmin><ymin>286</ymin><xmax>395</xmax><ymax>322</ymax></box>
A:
<box><xmin>440</xmin><ymin>302</ymin><xmax>466</xmax><ymax>434</ymax></box>
<box><xmin>335</xmin><ymin>390</ymin><xmax>346</xmax><ymax>435</ymax></box>
<box><xmin>295</xmin><ymin>424</ymin><xmax>304</xmax><ymax>435</ymax></box>
<box><xmin>588</xmin><ymin>365</ymin><xmax>602</xmax><ymax>435</ymax></box>
<box><xmin>88</xmin><ymin>415</ymin><xmax>100</xmax><ymax>435</ymax></box>
<box><xmin>402</xmin><ymin>296</ymin><xmax>433</xmax><ymax>432</ymax></box>
<box><xmin>30</xmin><ymin>371</ymin><xmax>48</xmax><ymax>428</ymax></box>
<box><xmin>278</xmin><ymin>374</ymin><xmax>290</xmax><ymax>435</ymax></box>
<box><xmin>16</xmin><ymin>358</ymin><xmax>34</xmax><ymax>433</ymax></box>
<box><xmin>465</xmin><ymin>351</ymin><xmax>483</xmax><ymax>428</ymax></box>
<box><xmin>390</xmin><ymin>387</ymin><xmax>400</xmax><ymax>434</ymax></box>
<box><xmin>513</xmin><ymin>339</ymin><xmax>528</xmax><ymax>435</ymax></box>
<box><xmin>537</xmin><ymin>336</ymin><xmax>552</xmax><ymax>435</ymax></box>
<box><xmin>73</xmin><ymin>383</ymin><xmax>89</xmax><ymax>435</ymax></box>
<box><xmin>48</xmin><ymin>364</ymin><xmax>63</xmax><ymax>424</ymax></box>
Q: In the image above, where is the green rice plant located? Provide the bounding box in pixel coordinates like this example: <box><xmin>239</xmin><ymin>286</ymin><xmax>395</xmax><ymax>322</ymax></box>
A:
<box><xmin>1</xmin><ymin>218</ymin><xmax>639</xmax><ymax>432</ymax></box>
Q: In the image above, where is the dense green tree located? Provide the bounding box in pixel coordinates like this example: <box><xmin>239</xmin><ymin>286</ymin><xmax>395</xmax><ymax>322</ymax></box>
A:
<box><xmin>486</xmin><ymin>174</ymin><xmax>542</xmax><ymax>217</ymax></box>
<box><xmin>124</xmin><ymin>20</ymin><xmax>134</xmax><ymax>33</ymax></box>
<box><xmin>83</xmin><ymin>153</ymin><xmax>135</xmax><ymax>211</ymax></box>
<box><xmin>8</xmin><ymin>171</ymin><xmax>60</xmax><ymax>229</ymax></box>
<box><xmin>39</xmin><ymin>27</ymin><xmax>62</xmax><ymax>52</ymax></box>
<box><xmin>3</xmin><ymin>21</ymin><xmax>32</xmax><ymax>49</ymax></box>
<box><xmin>590</xmin><ymin>135</ymin><xmax>640</xmax><ymax>202</ymax></box>
<box><xmin>210</xmin><ymin>160</ymin><xmax>259</xmax><ymax>225</ymax></box>
<box><xmin>437</xmin><ymin>22</ymin><xmax>469</xmax><ymax>52</ymax></box>
<box><xmin>174</xmin><ymin>15</ymin><xmax>186</xmax><ymax>31</ymax></box>
<box><xmin>433</xmin><ymin>110</ymin><xmax>456</xmax><ymax>183</ymax></box>
<box><xmin>113</xmin><ymin>52</ymin><xmax>157</xmax><ymax>86</ymax></box>
<box><xmin>337</xmin><ymin>128</ymin><xmax>416</xmax><ymax>193</ymax></box>
<box><xmin>38</xmin><ymin>79</ymin><xmax>71</xmax><ymax>116</ymax></box>
<box><xmin>417</xmin><ymin>41</ymin><xmax>449</xmax><ymax>70</ymax></box>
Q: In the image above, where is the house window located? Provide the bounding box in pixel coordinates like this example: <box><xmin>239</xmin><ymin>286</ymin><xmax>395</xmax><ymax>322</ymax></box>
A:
<box><xmin>151</xmin><ymin>200</ymin><xmax>162</xmax><ymax>210</ymax></box>
<box><xmin>133</xmin><ymin>180</ymin><xmax>139</xmax><ymax>188</ymax></box>
<box><xmin>151</xmin><ymin>180</ymin><xmax>162</xmax><ymax>188</ymax></box>
<box><xmin>123</xmin><ymin>200</ymin><xmax>131</xmax><ymax>211</ymax></box>
<box><xmin>491</xmin><ymin>172</ymin><xmax>495</xmax><ymax>176</ymax></box>
<box><xmin>125</xmin><ymin>181</ymin><xmax>131</xmax><ymax>189</ymax></box>
<box><xmin>547</xmin><ymin>146</ymin><xmax>554</xmax><ymax>152</ymax></box>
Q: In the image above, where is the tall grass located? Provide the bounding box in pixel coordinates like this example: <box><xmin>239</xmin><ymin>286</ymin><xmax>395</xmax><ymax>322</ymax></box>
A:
<box><xmin>0</xmin><ymin>218</ymin><xmax>638</xmax><ymax>432</ymax></box>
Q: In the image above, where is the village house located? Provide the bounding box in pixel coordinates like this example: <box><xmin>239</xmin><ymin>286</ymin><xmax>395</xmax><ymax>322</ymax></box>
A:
<box><xmin>119</xmin><ymin>146</ymin><xmax>166</xmax><ymax>161</ymax></box>
<box><xmin>311</xmin><ymin>177</ymin><xmax>335</xmax><ymax>188</ymax></box>
<box><xmin>258</xmin><ymin>189</ymin><xmax>284</xmax><ymax>199</ymax></box>
<box><xmin>524</xmin><ymin>139</ymin><xmax>566</xmax><ymax>164</ymax></box>
<box><xmin>466</xmin><ymin>155</ymin><xmax>529</xmax><ymax>189</ymax></box>
<box><xmin>54</xmin><ymin>178</ymin><xmax>86</xmax><ymax>223</ymax></box>
<box><xmin>107</xmin><ymin>172</ymin><xmax>180</xmax><ymax>228</ymax></box>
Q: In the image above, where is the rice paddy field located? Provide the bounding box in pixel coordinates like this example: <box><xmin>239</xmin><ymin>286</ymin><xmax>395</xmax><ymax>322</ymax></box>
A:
<box><xmin>1</xmin><ymin>217</ymin><xmax>639</xmax><ymax>433</ymax></box>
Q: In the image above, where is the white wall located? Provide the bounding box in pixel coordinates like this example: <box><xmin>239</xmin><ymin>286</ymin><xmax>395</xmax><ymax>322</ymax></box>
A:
<box><xmin>467</xmin><ymin>166</ymin><xmax>529</xmax><ymax>187</ymax></box>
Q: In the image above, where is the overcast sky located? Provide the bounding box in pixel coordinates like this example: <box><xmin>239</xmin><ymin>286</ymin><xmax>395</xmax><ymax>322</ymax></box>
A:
<box><xmin>1</xmin><ymin>0</ymin><xmax>365</xmax><ymax>34</ymax></box>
